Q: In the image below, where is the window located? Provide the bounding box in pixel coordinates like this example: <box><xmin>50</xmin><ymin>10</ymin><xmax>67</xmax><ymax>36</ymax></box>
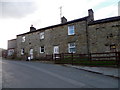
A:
<box><xmin>40</xmin><ymin>46</ymin><xmax>45</xmax><ymax>53</ymax></box>
<box><xmin>22</xmin><ymin>36</ymin><xmax>25</xmax><ymax>42</ymax></box>
<box><xmin>110</xmin><ymin>44</ymin><xmax>116</xmax><ymax>52</ymax></box>
<box><xmin>40</xmin><ymin>32</ymin><xmax>44</xmax><ymax>39</ymax></box>
<box><xmin>21</xmin><ymin>49</ymin><xmax>24</xmax><ymax>55</ymax></box>
<box><xmin>68</xmin><ymin>43</ymin><xmax>76</xmax><ymax>53</ymax></box>
<box><xmin>68</xmin><ymin>25</ymin><xmax>75</xmax><ymax>35</ymax></box>
<box><xmin>8</xmin><ymin>49</ymin><xmax>14</xmax><ymax>56</ymax></box>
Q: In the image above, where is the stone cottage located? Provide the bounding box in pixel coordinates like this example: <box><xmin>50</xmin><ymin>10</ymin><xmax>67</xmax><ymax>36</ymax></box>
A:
<box><xmin>7</xmin><ymin>39</ymin><xmax>17</xmax><ymax>58</ymax></box>
<box><xmin>8</xmin><ymin>9</ymin><xmax>120</xmax><ymax>60</ymax></box>
<box><xmin>88</xmin><ymin>17</ymin><xmax>120</xmax><ymax>53</ymax></box>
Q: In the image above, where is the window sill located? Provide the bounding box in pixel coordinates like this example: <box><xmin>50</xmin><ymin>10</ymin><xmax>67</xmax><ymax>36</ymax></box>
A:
<box><xmin>68</xmin><ymin>34</ymin><xmax>76</xmax><ymax>36</ymax></box>
<box><xmin>40</xmin><ymin>52</ymin><xmax>45</xmax><ymax>54</ymax></box>
<box><xmin>40</xmin><ymin>39</ymin><xmax>45</xmax><ymax>41</ymax></box>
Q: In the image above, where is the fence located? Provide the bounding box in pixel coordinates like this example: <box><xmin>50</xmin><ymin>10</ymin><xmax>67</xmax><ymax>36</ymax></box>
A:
<box><xmin>45</xmin><ymin>52</ymin><xmax>120</xmax><ymax>67</ymax></box>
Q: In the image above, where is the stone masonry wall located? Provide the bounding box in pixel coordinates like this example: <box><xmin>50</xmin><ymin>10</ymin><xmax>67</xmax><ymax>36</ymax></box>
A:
<box><xmin>16</xmin><ymin>18</ymin><xmax>120</xmax><ymax>60</ymax></box>
<box><xmin>17</xmin><ymin>20</ymin><xmax>88</xmax><ymax>59</ymax></box>
<box><xmin>88</xmin><ymin>21</ymin><xmax>120</xmax><ymax>53</ymax></box>
<box><xmin>8</xmin><ymin>39</ymin><xmax>17</xmax><ymax>49</ymax></box>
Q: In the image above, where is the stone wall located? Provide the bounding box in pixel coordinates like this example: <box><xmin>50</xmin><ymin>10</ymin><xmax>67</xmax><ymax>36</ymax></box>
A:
<box><xmin>7</xmin><ymin>39</ymin><xmax>17</xmax><ymax>58</ymax></box>
<box><xmin>17</xmin><ymin>20</ymin><xmax>88</xmax><ymax>59</ymax></box>
<box><xmin>8</xmin><ymin>39</ymin><xmax>17</xmax><ymax>49</ymax></box>
<box><xmin>88</xmin><ymin>21</ymin><xmax>120</xmax><ymax>53</ymax></box>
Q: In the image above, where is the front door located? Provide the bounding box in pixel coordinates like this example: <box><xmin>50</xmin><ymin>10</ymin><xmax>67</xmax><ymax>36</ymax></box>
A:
<box><xmin>53</xmin><ymin>46</ymin><xmax>59</xmax><ymax>54</ymax></box>
<box><xmin>30</xmin><ymin>49</ymin><xmax>33</xmax><ymax>60</ymax></box>
<box><xmin>53</xmin><ymin>46</ymin><xmax>59</xmax><ymax>59</ymax></box>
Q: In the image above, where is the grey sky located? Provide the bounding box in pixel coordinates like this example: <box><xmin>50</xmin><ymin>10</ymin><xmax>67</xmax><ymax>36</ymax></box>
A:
<box><xmin>118</xmin><ymin>1</ymin><xmax>120</xmax><ymax>16</ymax></box>
<box><xmin>0</xmin><ymin>1</ymin><xmax>37</xmax><ymax>18</ymax></box>
<box><xmin>0</xmin><ymin>0</ymin><xmax>119</xmax><ymax>49</ymax></box>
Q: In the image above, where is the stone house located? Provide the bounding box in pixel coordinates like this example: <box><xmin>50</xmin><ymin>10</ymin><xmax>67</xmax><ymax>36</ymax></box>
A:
<box><xmin>88</xmin><ymin>17</ymin><xmax>120</xmax><ymax>53</ymax></box>
<box><xmin>8</xmin><ymin>9</ymin><xmax>120</xmax><ymax>60</ymax></box>
<box><xmin>7</xmin><ymin>39</ymin><xmax>17</xmax><ymax>58</ymax></box>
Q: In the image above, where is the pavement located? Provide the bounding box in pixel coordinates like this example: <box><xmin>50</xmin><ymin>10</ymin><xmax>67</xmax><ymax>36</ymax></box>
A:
<box><xmin>33</xmin><ymin>61</ymin><xmax>119</xmax><ymax>78</ymax></box>
<box><xmin>34</xmin><ymin>61</ymin><xmax>119</xmax><ymax>78</ymax></box>
<box><xmin>64</xmin><ymin>64</ymin><xmax>119</xmax><ymax>78</ymax></box>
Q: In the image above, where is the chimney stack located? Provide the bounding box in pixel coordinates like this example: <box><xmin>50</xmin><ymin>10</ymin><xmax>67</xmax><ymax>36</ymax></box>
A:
<box><xmin>61</xmin><ymin>16</ymin><xmax>67</xmax><ymax>24</ymax></box>
<box><xmin>30</xmin><ymin>25</ymin><xmax>36</xmax><ymax>32</ymax></box>
<box><xmin>88</xmin><ymin>9</ymin><xmax>94</xmax><ymax>22</ymax></box>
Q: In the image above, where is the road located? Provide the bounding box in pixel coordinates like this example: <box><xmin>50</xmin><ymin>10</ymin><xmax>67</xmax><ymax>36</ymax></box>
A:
<box><xmin>0</xmin><ymin>57</ymin><xmax>2</xmax><ymax>89</ymax></box>
<box><xmin>2</xmin><ymin>59</ymin><xmax>119</xmax><ymax>88</ymax></box>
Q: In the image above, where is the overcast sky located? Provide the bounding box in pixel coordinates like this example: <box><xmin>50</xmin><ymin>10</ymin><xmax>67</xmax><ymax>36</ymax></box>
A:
<box><xmin>0</xmin><ymin>0</ymin><xmax>119</xmax><ymax>49</ymax></box>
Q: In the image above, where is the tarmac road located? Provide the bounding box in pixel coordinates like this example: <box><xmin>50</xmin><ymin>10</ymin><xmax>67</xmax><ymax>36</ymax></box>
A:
<box><xmin>0</xmin><ymin>58</ymin><xmax>2</xmax><ymax>89</ymax></box>
<box><xmin>2</xmin><ymin>59</ymin><xmax>119</xmax><ymax>88</ymax></box>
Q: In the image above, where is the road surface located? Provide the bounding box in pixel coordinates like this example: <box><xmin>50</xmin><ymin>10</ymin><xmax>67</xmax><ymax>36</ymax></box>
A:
<box><xmin>2</xmin><ymin>59</ymin><xmax>119</xmax><ymax>88</ymax></box>
<box><xmin>0</xmin><ymin>57</ymin><xmax>2</xmax><ymax>89</ymax></box>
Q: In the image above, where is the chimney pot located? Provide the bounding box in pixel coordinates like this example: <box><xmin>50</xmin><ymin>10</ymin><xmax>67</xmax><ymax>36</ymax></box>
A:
<box><xmin>61</xmin><ymin>16</ymin><xmax>67</xmax><ymax>24</ymax></box>
<box><xmin>88</xmin><ymin>9</ymin><xmax>94</xmax><ymax>22</ymax></box>
<box><xmin>30</xmin><ymin>25</ymin><xmax>36</xmax><ymax>32</ymax></box>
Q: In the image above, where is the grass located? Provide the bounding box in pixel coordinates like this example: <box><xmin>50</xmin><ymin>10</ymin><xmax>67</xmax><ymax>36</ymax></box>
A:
<box><xmin>55</xmin><ymin>59</ymin><xmax>118</xmax><ymax>66</ymax></box>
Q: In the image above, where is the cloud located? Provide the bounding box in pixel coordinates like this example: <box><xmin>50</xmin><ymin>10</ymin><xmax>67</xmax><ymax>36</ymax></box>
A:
<box><xmin>94</xmin><ymin>4</ymin><xmax>118</xmax><ymax>20</ymax></box>
<box><xmin>0</xmin><ymin>0</ymin><xmax>37</xmax><ymax>18</ymax></box>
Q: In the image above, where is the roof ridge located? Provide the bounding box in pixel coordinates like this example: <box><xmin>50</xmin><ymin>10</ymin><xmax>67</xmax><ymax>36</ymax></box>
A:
<box><xmin>89</xmin><ymin>16</ymin><xmax>120</xmax><ymax>25</ymax></box>
<box><xmin>17</xmin><ymin>16</ymin><xmax>88</xmax><ymax>36</ymax></box>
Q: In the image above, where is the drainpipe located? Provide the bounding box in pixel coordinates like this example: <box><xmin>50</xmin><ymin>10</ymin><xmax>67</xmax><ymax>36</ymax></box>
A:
<box><xmin>86</xmin><ymin>9</ymin><xmax>94</xmax><ymax>60</ymax></box>
<box><xmin>85</xmin><ymin>19</ymin><xmax>90</xmax><ymax>60</ymax></box>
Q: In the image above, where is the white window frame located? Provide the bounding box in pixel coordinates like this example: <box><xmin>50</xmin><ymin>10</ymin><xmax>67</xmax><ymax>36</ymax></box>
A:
<box><xmin>21</xmin><ymin>49</ymin><xmax>24</xmax><ymax>55</ymax></box>
<box><xmin>22</xmin><ymin>36</ymin><xmax>25</xmax><ymax>42</ymax></box>
<box><xmin>40</xmin><ymin>46</ymin><xmax>45</xmax><ymax>53</ymax></box>
<box><xmin>40</xmin><ymin>32</ymin><xmax>45</xmax><ymax>40</ymax></box>
<box><xmin>68</xmin><ymin>25</ymin><xmax>75</xmax><ymax>35</ymax></box>
<box><xmin>68</xmin><ymin>43</ymin><xmax>76</xmax><ymax>53</ymax></box>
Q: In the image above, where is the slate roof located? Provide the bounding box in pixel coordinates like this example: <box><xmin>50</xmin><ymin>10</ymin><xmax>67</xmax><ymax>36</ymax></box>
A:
<box><xmin>17</xmin><ymin>16</ymin><xmax>88</xmax><ymax>36</ymax></box>
<box><xmin>8</xmin><ymin>39</ymin><xmax>16</xmax><ymax>41</ymax></box>
<box><xmin>89</xmin><ymin>16</ymin><xmax>120</xmax><ymax>25</ymax></box>
<box><xmin>17</xmin><ymin>16</ymin><xmax>120</xmax><ymax>36</ymax></box>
